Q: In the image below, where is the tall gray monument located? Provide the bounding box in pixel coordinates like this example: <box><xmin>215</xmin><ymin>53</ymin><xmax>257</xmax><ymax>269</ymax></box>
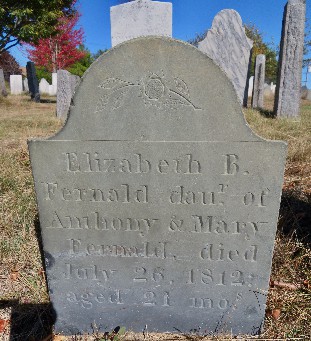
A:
<box><xmin>274</xmin><ymin>0</ymin><xmax>306</xmax><ymax>118</ymax></box>
<box><xmin>0</xmin><ymin>69</ymin><xmax>8</xmax><ymax>96</ymax></box>
<box><xmin>198</xmin><ymin>10</ymin><xmax>253</xmax><ymax>106</ymax></box>
<box><xmin>252</xmin><ymin>54</ymin><xmax>266</xmax><ymax>109</ymax></box>
<box><xmin>110</xmin><ymin>0</ymin><xmax>172</xmax><ymax>47</ymax></box>
<box><xmin>29</xmin><ymin>38</ymin><xmax>286</xmax><ymax>336</ymax></box>
<box><xmin>57</xmin><ymin>70</ymin><xmax>80</xmax><ymax>120</ymax></box>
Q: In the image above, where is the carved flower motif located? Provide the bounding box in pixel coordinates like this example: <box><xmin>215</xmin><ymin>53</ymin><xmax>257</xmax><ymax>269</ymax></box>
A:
<box><xmin>144</xmin><ymin>74</ymin><xmax>166</xmax><ymax>100</ymax></box>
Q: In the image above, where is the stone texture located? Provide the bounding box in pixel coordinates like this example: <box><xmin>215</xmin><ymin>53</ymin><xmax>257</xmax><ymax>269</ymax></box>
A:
<box><xmin>110</xmin><ymin>0</ymin><xmax>172</xmax><ymax>47</ymax></box>
<box><xmin>26</xmin><ymin>61</ymin><xmax>40</xmax><ymax>102</ymax></box>
<box><xmin>274</xmin><ymin>0</ymin><xmax>306</xmax><ymax>117</ymax></box>
<box><xmin>56</xmin><ymin>70</ymin><xmax>80</xmax><ymax>119</ymax></box>
<box><xmin>252</xmin><ymin>55</ymin><xmax>266</xmax><ymax>108</ymax></box>
<box><xmin>0</xmin><ymin>69</ymin><xmax>8</xmax><ymax>96</ymax></box>
<box><xmin>198</xmin><ymin>10</ymin><xmax>253</xmax><ymax>106</ymax></box>
<box><xmin>29</xmin><ymin>37</ymin><xmax>286</xmax><ymax>336</ymax></box>
<box><xmin>10</xmin><ymin>75</ymin><xmax>23</xmax><ymax>95</ymax></box>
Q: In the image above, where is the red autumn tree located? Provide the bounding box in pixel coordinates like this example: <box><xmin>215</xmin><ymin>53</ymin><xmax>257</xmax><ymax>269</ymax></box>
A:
<box><xmin>25</xmin><ymin>11</ymin><xmax>86</xmax><ymax>72</ymax></box>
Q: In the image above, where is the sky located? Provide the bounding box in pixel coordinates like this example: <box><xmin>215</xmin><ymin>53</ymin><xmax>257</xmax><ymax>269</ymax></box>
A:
<box><xmin>10</xmin><ymin>0</ymin><xmax>311</xmax><ymax>86</ymax></box>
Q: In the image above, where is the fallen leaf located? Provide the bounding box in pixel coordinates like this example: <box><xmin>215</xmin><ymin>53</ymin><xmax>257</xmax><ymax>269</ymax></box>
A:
<box><xmin>272</xmin><ymin>308</ymin><xmax>281</xmax><ymax>320</ymax></box>
<box><xmin>0</xmin><ymin>319</ymin><xmax>9</xmax><ymax>333</ymax></box>
<box><xmin>270</xmin><ymin>280</ymin><xmax>301</xmax><ymax>290</ymax></box>
<box><xmin>10</xmin><ymin>271</ymin><xmax>19</xmax><ymax>281</ymax></box>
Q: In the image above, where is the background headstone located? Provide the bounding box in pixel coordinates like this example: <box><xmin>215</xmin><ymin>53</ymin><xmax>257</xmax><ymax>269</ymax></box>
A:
<box><xmin>252</xmin><ymin>54</ymin><xmax>266</xmax><ymax>108</ymax></box>
<box><xmin>29</xmin><ymin>37</ymin><xmax>286</xmax><ymax>336</ymax></box>
<box><xmin>270</xmin><ymin>82</ymin><xmax>276</xmax><ymax>94</ymax></box>
<box><xmin>26</xmin><ymin>61</ymin><xmax>40</xmax><ymax>102</ymax></box>
<box><xmin>57</xmin><ymin>70</ymin><xmax>80</xmax><ymax>119</ymax></box>
<box><xmin>264</xmin><ymin>84</ymin><xmax>273</xmax><ymax>98</ymax></box>
<box><xmin>10</xmin><ymin>75</ymin><xmax>23</xmax><ymax>95</ymax></box>
<box><xmin>248</xmin><ymin>76</ymin><xmax>254</xmax><ymax>98</ymax></box>
<box><xmin>198</xmin><ymin>9</ymin><xmax>253</xmax><ymax>106</ymax></box>
<box><xmin>23</xmin><ymin>78</ymin><xmax>29</xmax><ymax>92</ymax></box>
<box><xmin>110</xmin><ymin>0</ymin><xmax>172</xmax><ymax>47</ymax></box>
<box><xmin>0</xmin><ymin>69</ymin><xmax>8</xmax><ymax>96</ymax></box>
<box><xmin>274</xmin><ymin>0</ymin><xmax>306</xmax><ymax>117</ymax></box>
<box><xmin>39</xmin><ymin>78</ymin><xmax>50</xmax><ymax>94</ymax></box>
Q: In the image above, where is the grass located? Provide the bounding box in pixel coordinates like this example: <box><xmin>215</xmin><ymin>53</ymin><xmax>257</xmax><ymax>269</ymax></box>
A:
<box><xmin>0</xmin><ymin>94</ymin><xmax>310</xmax><ymax>340</ymax></box>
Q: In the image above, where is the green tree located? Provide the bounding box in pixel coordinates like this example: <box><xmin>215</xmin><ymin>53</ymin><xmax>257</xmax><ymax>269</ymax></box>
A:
<box><xmin>67</xmin><ymin>45</ymin><xmax>94</xmax><ymax>77</ymax></box>
<box><xmin>0</xmin><ymin>0</ymin><xmax>76</xmax><ymax>54</ymax></box>
<box><xmin>244</xmin><ymin>23</ymin><xmax>278</xmax><ymax>83</ymax></box>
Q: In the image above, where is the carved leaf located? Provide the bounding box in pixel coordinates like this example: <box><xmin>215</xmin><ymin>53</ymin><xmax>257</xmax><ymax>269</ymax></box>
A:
<box><xmin>174</xmin><ymin>77</ymin><xmax>189</xmax><ymax>98</ymax></box>
<box><xmin>110</xmin><ymin>88</ymin><xmax>129</xmax><ymax>110</ymax></box>
<box><xmin>98</xmin><ymin>78</ymin><xmax>128</xmax><ymax>90</ymax></box>
<box><xmin>95</xmin><ymin>94</ymin><xmax>109</xmax><ymax>112</ymax></box>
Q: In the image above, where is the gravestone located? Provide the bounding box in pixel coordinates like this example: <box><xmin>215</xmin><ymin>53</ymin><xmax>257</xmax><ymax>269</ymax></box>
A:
<box><xmin>10</xmin><ymin>75</ymin><xmax>23</xmax><ymax>95</ymax></box>
<box><xmin>23</xmin><ymin>78</ymin><xmax>29</xmax><ymax>92</ymax></box>
<box><xmin>270</xmin><ymin>82</ymin><xmax>276</xmax><ymax>94</ymax></box>
<box><xmin>110</xmin><ymin>0</ymin><xmax>172</xmax><ymax>47</ymax></box>
<box><xmin>57</xmin><ymin>70</ymin><xmax>80</xmax><ymax>119</ymax></box>
<box><xmin>0</xmin><ymin>69</ymin><xmax>8</xmax><ymax>96</ymax></box>
<box><xmin>248</xmin><ymin>76</ymin><xmax>254</xmax><ymax>98</ymax></box>
<box><xmin>252</xmin><ymin>55</ymin><xmax>265</xmax><ymax>108</ymax></box>
<box><xmin>274</xmin><ymin>0</ymin><xmax>306</xmax><ymax>117</ymax></box>
<box><xmin>29</xmin><ymin>37</ymin><xmax>286</xmax><ymax>336</ymax></box>
<box><xmin>39</xmin><ymin>78</ymin><xmax>50</xmax><ymax>94</ymax></box>
<box><xmin>26</xmin><ymin>61</ymin><xmax>40</xmax><ymax>102</ymax></box>
<box><xmin>198</xmin><ymin>10</ymin><xmax>253</xmax><ymax>106</ymax></box>
<box><xmin>264</xmin><ymin>84</ymin><xmax>273</xmax><ymax>98</ymax></box>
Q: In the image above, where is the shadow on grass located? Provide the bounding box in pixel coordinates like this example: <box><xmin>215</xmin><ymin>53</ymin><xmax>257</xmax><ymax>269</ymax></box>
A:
<box><xmin>40</xmin><ymin>98</ymin><xmax>57</xmax><ymax>104</ymax></box>
<box><xmin>278</xmin><ymin>189</ymin><xmax>311</xmax><ymax>246</ymax></box>
<box><xmin>0</xmin><ymin>300</ymin><xmax>55</xmax><ymax>340</ymax></box>
<box><xmin>257</xmin><ymin>107</ymin><xmax>276</xmax><ymax>118</ymax></box>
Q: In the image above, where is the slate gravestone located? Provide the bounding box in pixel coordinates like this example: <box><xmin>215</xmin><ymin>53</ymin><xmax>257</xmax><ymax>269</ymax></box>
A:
<box><xmin>252</xmin><ymin>55</ymin><xmax>265</xmax><ymax>109</ymax></box>
<box><xmin>57</xmin><ymin>70</ymin><xmax>80</xmax><ymax>119</ymax></box>
<box><xmin>198</xmin><ymin>10</ymin><xmax>253</xmax><ymax>106</ymax></box>
<box><xmin>29</xmin><ymin>37</ymin><xmax>286</xmax><ymax>336</ymax></box>
<box><xmin>0</xmin><ymin>69</ymin><xmax>8</xmax><ymax>96</ymax></box>
<box><xmin>110</xmin><ymin>0</ymin><xmax>172</xmax><ymax>47</ymax></box>
<box><xmin>274</xmin><ymin>0</ymin><xmax>306</xmax><ymax>117</ymax></box>
<box><xmin>26</xmin><ymin>61</ymin><xmax>40</xmax><ymax>102</ymax></box>
<box><xmin>10</xmin><ymin>75</ymin><xmax>23</xmax><ymax>95</ymax></box>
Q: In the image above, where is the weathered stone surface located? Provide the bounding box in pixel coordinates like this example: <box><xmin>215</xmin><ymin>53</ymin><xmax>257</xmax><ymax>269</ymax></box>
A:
<box><xmin>56</xmin><ymin>70</ymin><xmax>80</xmax><ymax>119</ymax></box>
<box><xmin>274</xmin><ymin>0</ymin><xmax>306</xmax><ymax>117</ymax></box>
<box><xmin>110</xmin><ymin>0</ymin><xmax>172</xmax><ymax>47</ymax></box>
<box><xmin>39</xmin><ymin>78</ymin><xmax>50</xmax><ymax>94</ymax></box>
<box><xmin>29</xmin><ymin>38</ymin><xmax>286</xmax><ymax>336</ymax></box>
<box><xmin>198</xmin><ymin>10</ymin><xmax>253</xmax><ymax>106</ymax></box>
<box><xmin>252</xmin><ymin>55</ymin><xmax>266</xmax><ymax>108</ymax></box>
<box><xmin>10</xmin><ymin>75</ymin><xmax>23</xmax><ymax>95</ymax></box>
<box><xmin>26</xmin><ymin>61</ymin><xmax>40</xmax><ymax>102</ymax></box>
<box><xmin>0</xmin><ymin>69</ymin><xmax>8</xmax><ymax>96</ymax></box>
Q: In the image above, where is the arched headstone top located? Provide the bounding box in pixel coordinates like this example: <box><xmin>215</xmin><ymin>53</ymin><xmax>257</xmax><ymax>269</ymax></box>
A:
<box><xmin>51</xmin><ymin>37</ymin><xmax>261</xmax><ymax>142</ymax></box>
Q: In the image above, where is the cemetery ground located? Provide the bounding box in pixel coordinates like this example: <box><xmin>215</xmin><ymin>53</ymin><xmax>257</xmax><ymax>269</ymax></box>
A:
<box><xmin>0</xmin><ymin>94</ymin><xmax>310</xmax><ymax>340</ymax></box>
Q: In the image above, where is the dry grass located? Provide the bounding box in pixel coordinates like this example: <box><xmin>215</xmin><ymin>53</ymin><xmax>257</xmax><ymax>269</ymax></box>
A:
<box><xmin>0</xmin><ymin>95</ymin><xmax>310</xmax><ymax>340</ymax></box>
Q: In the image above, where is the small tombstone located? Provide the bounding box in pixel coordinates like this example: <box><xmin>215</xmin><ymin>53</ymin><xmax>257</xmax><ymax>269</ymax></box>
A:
<box><xmin>10</xmin><ymin>75</ymin><xmax>23</xmax><ymax>95</ymax></box>
<box><xmin>270</xmin><ymin>82</ymin><xmax>276</xmax><ymax>94</ymax></box>
<box><xmin>23</xmin><ymin>78</ymin><xmax>29</xmax><ymax>92</ymax></box>
<box><xmin>57</xmin><ymin>70</ymin><xmax>80</xmax><ymax>119</ymax></box>
<box><xmin>252</xmin><ymin>54</ymin><xmax>266</xmax><ymax>108</ymax></box>
<box><xmin>274</xmin><ymin>0</ymin><xmax>306</xmax><ymax>117</ymax></box>
<box><xmin>263</xmin><ymin>84</ymin><xmax>273</xmax><ymax>98</ymax></box>
<box><xmin>110</xmin><ymin>0</ymin><xmax>172</xmax><ymax>47</ymax></box>
<box><xmin>39</xmin><ymin>78</ymin><xmax>50</xmax><ymax>94</ymax></box>
<box><xmin>248</xmin><ymin>76</ymin><xmax>254</xmax><ymax>98</ymax></box>
<box><xmin>26</xmin><ymin>61</ymin><xmax>40</xmax><ymax>102</ymax></box>
<box><xmin>0</xmin><ymin>69</ymin><xmax>8</xmax><ymax>96</ymax></box>
<box><xmin>29</xmin><ymin>37</ymin><xmax>286</xmax><ymax>336</ymax></box>
<box><xmin>198</xmin><ymin>10</ymin><xmax>253</xmax><ymax>106</ymax></box>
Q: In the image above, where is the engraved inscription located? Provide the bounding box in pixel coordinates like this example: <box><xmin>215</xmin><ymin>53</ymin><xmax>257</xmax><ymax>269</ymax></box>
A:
<box><xmin>66</xmin><ymin>290</ymin><xmax>123</xmax><ymax>309</ymax></box>
<box><xmin>142</xmin><ymin>291</ymin><xmax>171</xmax><ymax>307</ymax></box>
<box><xmin>133</xmin><ymin>267</ymin><xmax>165</xmax><ymax>283</ymax></box>
<box><xmin>64</xmin><ymin>263</ymin><xmax>116</xmax><ymax>281</ymax></box>
<box><xmin>63</xmin><ymin>152</ymin><xmax>202</xmax><ymax>175</ymax></box>
<box><xmin>68</xmin><ymin>239</ymin><xmax>171</xmax><ymax>259</ymax></box>
<box><xmin>200</xmin><ymin>244</ymin><xmax>258</xmax><ymax>262</ymax></box>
